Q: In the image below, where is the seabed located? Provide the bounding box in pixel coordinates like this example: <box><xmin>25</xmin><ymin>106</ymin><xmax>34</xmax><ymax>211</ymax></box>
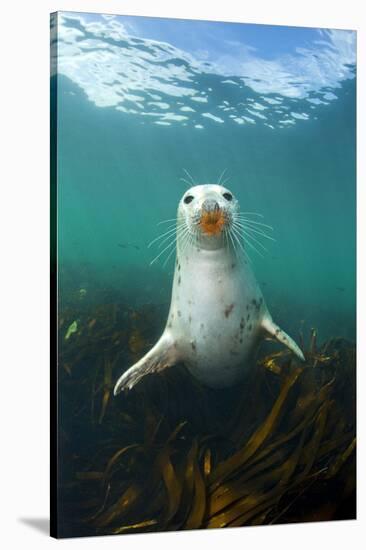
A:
<box><xmin>57</xmin><ymin>292</ymin><xmax>356</xmax><ymax>537</ymax></box>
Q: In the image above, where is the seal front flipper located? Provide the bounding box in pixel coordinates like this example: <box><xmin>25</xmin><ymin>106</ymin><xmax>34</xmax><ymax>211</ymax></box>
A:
<box><xmin>261</xmin><ymin>315</ymin><xmax>305</xmax><ymax>361</ymax></box>
<box><xmin>113</xmin><ymin>332</ymin><xmax>178</xmax><ymax>395</ymax></box>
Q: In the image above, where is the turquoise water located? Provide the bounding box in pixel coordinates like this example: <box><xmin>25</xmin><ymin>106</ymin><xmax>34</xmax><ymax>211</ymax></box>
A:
<box><xmin>54</xmin><ymin>13</ymin><xmax>356</xmax><ymax>344</ymax></box>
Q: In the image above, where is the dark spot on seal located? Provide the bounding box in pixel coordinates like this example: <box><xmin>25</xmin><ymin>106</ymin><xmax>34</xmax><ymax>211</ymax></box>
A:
<box><xmin>167</xmin><ymin>322</ymin><xmax>172</xmax><ymax>328</ymax></box>
<box><xmin>248</xmin><ymin>324</ymin><xmax>252</xmax><ymax>331</ymax></box>
<box><xmin>178</xmin><ymin>276</ymin><xmax>181</xmax><ymax>285</ymax></box>
<box><xmin>200</xmin><ymin>323</ymin><xmax>204</xmax><ymax>330</ymax></box>
<box><xmin>178</xmin><ymin>263</ymin><xmax>181</xmax><ymax>271</ymax></box>
<box><xmin>177</xmin><ymin>310</ymin><xmax>182</xmax><ymax>317</ymax></box>
<box><xmin>231</xmin><ymin>263</ymin><xmax>236</xmax><ymax>269</ymax></box>
<box><xmin>276</xmin><ymin>328</ymin><xmax>280</xmax><ymax>334</ymax></box>
<box><xmin>247</xmin><ymin>313</ymin><xmax>250</xmax><ymax>321</ymax></box>
<box><xmin>224</xmin><ymin>304</ymin><xmax>235</xmax><ymax>318</ymax></box>
<box><xmin>240</xmin><ymin>317</ymin><xmax>245</xmax><ymax>330</ymax></box>
<box><xmin>191</xmin><ymin>341</ymin><xmax>196</xmax><ymax>351</ymax></box>
<box><xmin>188</xmin><ymin>315</ymin><xmax>192</xmax><ymax>324</ymax></box>
<box><xmin>173</xmin><ymin>341</ymin><xmax>178</xmax><ymax>349</ymax></box>
<box><xmin>239</xmin><ymin>338</ymin><xmax>243</xmax><ymax>344</ymax></box>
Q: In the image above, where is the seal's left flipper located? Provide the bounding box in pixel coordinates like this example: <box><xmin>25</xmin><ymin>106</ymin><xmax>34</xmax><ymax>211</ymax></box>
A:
<box><xmin>114</xmin><ymin>332</ymin><xmax>178</xmax><ymax>395</ymax></box>
<box><xmin>261</xmin><ymin>316</ymin><xmax>305</xmax><ymax>361</ymax></box>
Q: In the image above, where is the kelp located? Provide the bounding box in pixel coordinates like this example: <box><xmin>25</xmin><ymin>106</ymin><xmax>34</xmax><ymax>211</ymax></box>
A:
<box><xmin>57</xmin><ymin>300</ymin><xmax>356</xmax><ymax>537</ymax></box>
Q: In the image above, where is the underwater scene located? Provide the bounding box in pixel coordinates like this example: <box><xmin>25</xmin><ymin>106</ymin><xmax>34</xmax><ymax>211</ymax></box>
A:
<box><xmin>51</xmin><ymin>12</ymin><xmax>356</xmax><ymax>538</ymax></box>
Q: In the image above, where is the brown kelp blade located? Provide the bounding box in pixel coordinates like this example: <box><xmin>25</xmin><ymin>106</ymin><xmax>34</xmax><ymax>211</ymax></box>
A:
<box><xmin>209</xmin><ymin>366</ymin><xmax>302</xmax><ymax>489</ymax></box>
<box><xmin>58</xmin><ymin>303</ymin><xmax>356</xmax><ymax>536</ymax></box>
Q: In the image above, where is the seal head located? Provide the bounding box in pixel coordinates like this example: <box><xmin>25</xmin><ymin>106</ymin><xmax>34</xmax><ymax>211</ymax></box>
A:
<box><xmin>178</xmin><ymin>183</ymin><xmax>238</xmax><ymax>250</ymax></box>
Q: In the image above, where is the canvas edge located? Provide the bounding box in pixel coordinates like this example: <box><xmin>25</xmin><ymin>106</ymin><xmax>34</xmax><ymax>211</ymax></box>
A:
<box><xmin>50</xmin><ymin>10</ymin><xmax>59</xmax><ymax>540</ymax></box>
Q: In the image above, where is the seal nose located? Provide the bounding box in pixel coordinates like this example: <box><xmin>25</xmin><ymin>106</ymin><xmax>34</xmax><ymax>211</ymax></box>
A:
<box><xmin>199</xmin><ymin>199</ymin><xmax>225</xmax><ymax>236</ymax></box>
<box><xmin>202</xmin><ymin>199</ymin><xmax>220</xmax><ymax>212</ymax></box>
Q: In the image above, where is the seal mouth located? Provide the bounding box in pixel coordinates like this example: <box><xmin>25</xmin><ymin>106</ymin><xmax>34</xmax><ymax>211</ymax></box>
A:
<box><xmin>199</xmin><ymin>204</ymin><xmax>227</xmax><ymax>236</ymax></box>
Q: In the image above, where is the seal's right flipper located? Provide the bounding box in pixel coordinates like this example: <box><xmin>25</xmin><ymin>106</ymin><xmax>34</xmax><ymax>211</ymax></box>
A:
<box><xmin>261</xmin><ymin>316</ymin><xmax>305</xmax><ymax>361</ymax></box>
<box><xmin>114</xmin><ymin>333</ymin><xmax>178</xmax><ymax>395</ymax></box>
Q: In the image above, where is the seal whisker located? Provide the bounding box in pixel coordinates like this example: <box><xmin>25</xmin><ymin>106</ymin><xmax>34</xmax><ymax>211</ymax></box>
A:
<box><xmin>179</xmin><ymin>235</ymin><xmax>188</xmax><ymax>257</ymax></box>
<box><xmin>151</xmin><ymin>229</ymin><xmax>187</xmax><ymax>267</ymax></box>
<box><xmin>156</xmin><ymin>226</ymin><xmax>188</xmax><ymax>249</ymax></box>
<box><xmin>163</xmin><ymin>244</ymin><xmax>177</xmax><ymax>267</ymax></box>
<box><xmin>240</xmin><ymin>227</ymin><xmax>276</xmax><ymax>243</ymax></box>
<box><xmin>221</xmin><ymin>176</ymin><xmax>231</xmax><ymax>187</ymax></box>
<box><xmin>182</xmin><ymin>168</ymin><xmax>196</xmax><ymax>186</ymax></box>
<box><xmin>177</xmin><ymin>224</ymin><xmax>191</xmax><ymax>255</ymax></box>
<box><xmin>148</xmin><ymin>226</ymin><xmax>178</xmax><ymax>248</ymax></box>
<box><xmin>232</xmin><ymin>223</ymin><xmax>263</xmax><ymax>255</ymax></box>
<box><xmin>227</xmin><ymin>225</ymin><xmax>247</xmax><ymax>264</ymax></box>
<box><xmin>223</xmin><ymin>225</ymin><xmax>229</xmax><ymax>252</ymax></box>
<box><xmin>236</xmin><ymin>216</ymin><xmax>274</xmax><ymax>231</ymax></box>
<box><xmin>180</xmin><ymin>177</ymin><xmax>193</xmax><ymax>187</ymax></box>
<box><xmin>230</xmin><ymin>225</ymin><xmax>253</xmax><ymax>261</ymax></box>
<box><xmin>182</xmin><ymin>226</ymin><xmax>195</xmax><ymax>255</ymax></box>
<box><xmin>150</xmin><ymin>236</ymin><xmax>180</xmax><ymax>266</ymax></box>
<box><xmin>233</xmin><ymin>221</ymin><xmax>276</xmax><ymax>242</ymax></box>
<box><xmin>233</xmin><ymin>222</ymin><xmax>268</xmax><ymax>252</ymax></box>
<box><xmin>238</xmin><ymin>220</ymin><xmax>274</xmax><ymax>232</ymax></box>
<box><xmin>226</xmin><ymin>227</ymin><xmax>237</xmax><ymax>257</ymax></box>
<box><xmin>238</xmin><ymin>228</ymin><xmax>268</xmax><ymax>253</ymax></box>
<box><xmin>228</xmin><ymin>226</ymin><xmax>246</xmax><ymax>263</ymax></box>
<box><xmin>239</xmin><ymin>212</ymin><xmax>265</xmax><ymax>218</ymax></box>
<box><xmin>157</xmin><ymin>219</ymin><xmax>181</xmax><ymax>226</ymax></box>
<box><xmin>232</xmin><ymin>225</ymin><xmax>264</xmax><ymax>258</ymax></box>
<box><xmin>156</xmin><ymin>224</ymin><xmax>176</xmax><ymax>233</ymax></box>
<box><xmin>192</xmin><ymin>227</ymin><xmax>199</xmax><ymax>248</ymax></box>
<box><xmin>217</xmin><ymin>168</ymin><xmax>227</xmax><ymax>186</ymax></box>
<box><xmin>157</xmin><ymin>232</ymin><xmax>179</xmax><ymax>249</ymax></box>
<box><xmin>237</xmin><ymin>222</ymin><xmax>274</xmax><ymax>235</ymax></box>
<box><xmin>189</xmin><ymin>227</ymin><xmax>198</xmax><ymax>252</ymax></box>
<box><xmin>179</xmin><ymin>235</ymin><xmax>190</xmax><ymax>259</ymax></box>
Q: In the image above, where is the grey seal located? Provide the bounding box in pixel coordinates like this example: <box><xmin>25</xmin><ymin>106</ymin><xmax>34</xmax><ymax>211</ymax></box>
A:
<box><xmin>114</xmin><ymin>184</ymin><xmax>304</xmax><ymax>394</ymax></box>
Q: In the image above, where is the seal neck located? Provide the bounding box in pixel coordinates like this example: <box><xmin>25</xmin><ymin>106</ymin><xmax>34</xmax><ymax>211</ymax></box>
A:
<box><xmin>177</xmin><ymin>234</ymin><xmax>237</xmax><ymax>263</ymax></box>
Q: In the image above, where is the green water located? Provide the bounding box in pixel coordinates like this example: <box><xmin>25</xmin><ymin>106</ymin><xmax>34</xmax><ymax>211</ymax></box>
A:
<box><xmin>54</xmin><ymin>15</ymin><xmax>356</xmax><ymax>345</ymax></box>
<box><xmin>52</xmin><ymin>14</ymin><xmax>357</xmax><ymax>538</ymax></box>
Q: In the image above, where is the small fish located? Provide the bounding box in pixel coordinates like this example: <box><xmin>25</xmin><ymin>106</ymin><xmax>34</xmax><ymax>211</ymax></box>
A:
<box><xmin>117</xmin><ymin>243</ymin><xmax>140</xmax><ymax>250</ymax></box>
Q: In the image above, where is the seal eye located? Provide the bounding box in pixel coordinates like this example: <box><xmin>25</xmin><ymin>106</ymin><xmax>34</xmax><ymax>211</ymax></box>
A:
<box><xmin>184</xmin><ymin>195</ymin><xmax>194</xmax><ymax>204</ymax></box>
<box><xmin>223</xmin><ymin>192</ymin><xmax>233</xmax><ymax>201</ymax></box>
